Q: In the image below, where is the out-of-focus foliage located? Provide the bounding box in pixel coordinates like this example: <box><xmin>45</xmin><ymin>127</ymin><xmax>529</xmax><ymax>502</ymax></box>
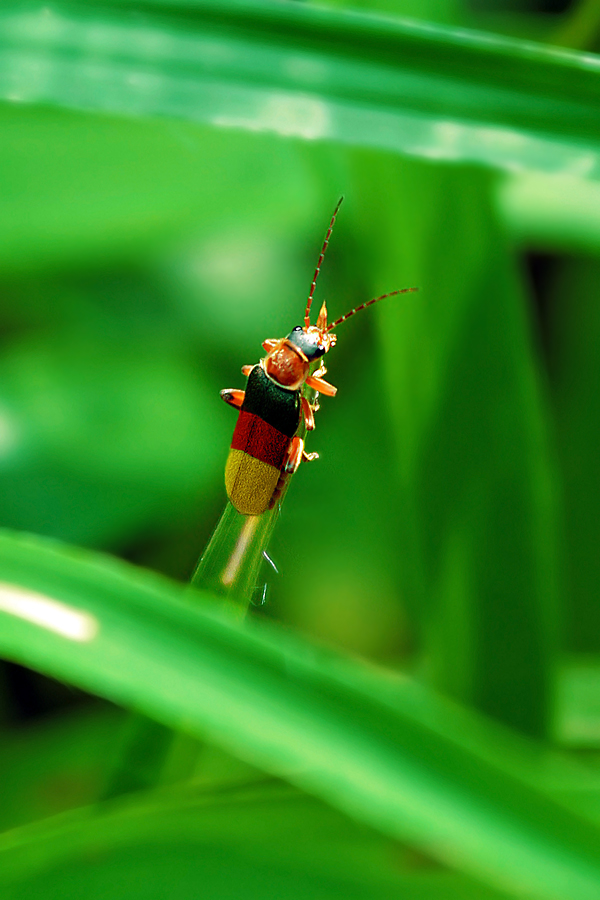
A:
<box><xmin>1</xmin><ymin>1</ymin><xmax>600</xmax><ymax>898</ymax></box>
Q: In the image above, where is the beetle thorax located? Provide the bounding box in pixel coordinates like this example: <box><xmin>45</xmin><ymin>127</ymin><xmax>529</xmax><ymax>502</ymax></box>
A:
<box><xmin>263</xmin><ymin>342</ymin><xmax>309</xmax><ymax>390</ymax></box>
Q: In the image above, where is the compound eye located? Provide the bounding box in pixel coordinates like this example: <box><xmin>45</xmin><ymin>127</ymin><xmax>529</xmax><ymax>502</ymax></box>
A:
<box><xmin>292</xmin><ymin>326</ymin><xmax>303</xmax><ymax>332</ymax></box>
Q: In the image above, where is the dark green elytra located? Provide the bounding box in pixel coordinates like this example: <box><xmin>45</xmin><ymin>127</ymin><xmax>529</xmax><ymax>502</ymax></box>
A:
<box><xmin>241</xmin><ymin>365</ymin><xmax>301</xmax><ymax>437</ymax></box>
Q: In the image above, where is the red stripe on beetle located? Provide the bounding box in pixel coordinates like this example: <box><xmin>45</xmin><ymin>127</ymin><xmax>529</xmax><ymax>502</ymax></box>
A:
<box><xmin>231</xmin><ymin>410</ymin><xmax>290</xmax><ymax>469</ymax></box>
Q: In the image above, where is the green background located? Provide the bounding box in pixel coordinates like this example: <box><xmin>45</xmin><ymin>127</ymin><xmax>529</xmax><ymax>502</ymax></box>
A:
<box><xmin>1</xmin><ymin>1</ymin><xmax>600</xmax><ymax>897</ymax></box>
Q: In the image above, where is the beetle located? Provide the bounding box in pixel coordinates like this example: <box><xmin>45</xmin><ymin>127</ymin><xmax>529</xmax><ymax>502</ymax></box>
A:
<box><xmin>220</xmin><ymin>198</ymin><xmax>417</xmax><ymax>516</ymax></box>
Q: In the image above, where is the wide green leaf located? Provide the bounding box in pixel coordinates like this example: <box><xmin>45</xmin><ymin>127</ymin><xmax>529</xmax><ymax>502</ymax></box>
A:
<box><xmin>0</xmin><ymin>529</ymin><xmax>600</xmax><ymax>898</ymax></box>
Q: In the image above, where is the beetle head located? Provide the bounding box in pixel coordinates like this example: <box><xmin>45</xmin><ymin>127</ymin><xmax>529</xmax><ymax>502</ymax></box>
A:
<box><xmin>287</xmin><ymin>302</ymin><xmax>337</xmax><ymax>362</ymax></box>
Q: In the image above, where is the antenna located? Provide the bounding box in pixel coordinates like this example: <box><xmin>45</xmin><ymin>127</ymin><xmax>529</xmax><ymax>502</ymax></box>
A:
<box><xmin>326</xmin><ymin>287</ymin><xmax>418</xmax><ymax>332</ymax></box>
<box><xmin>304</xmin><ymin>196</ymin><xmax>344</xmax><ymax>328</ymax></box>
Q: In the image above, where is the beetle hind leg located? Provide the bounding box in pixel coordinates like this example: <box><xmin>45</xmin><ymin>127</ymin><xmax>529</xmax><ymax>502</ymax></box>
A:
<box><xmin>284</xmin><ymin>436</ymin><xmax>319</xmax><ymax>474</ymax></box>
<box><xmin>268</xmin><ymin>436</ymin><xmax>318</xmax><ymax>510</ymax></box>
<box><xmin>284</xmin><ymin>436</ymin><xmax>305</xmax><ymax>474</ymax></box>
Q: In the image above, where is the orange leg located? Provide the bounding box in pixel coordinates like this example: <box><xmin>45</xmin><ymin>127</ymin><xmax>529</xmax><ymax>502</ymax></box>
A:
<box><xmin>220</xmin><ymin>388</ymin><xmax>245</xmax><ymax>409</ymax></box>
<box><xmin>241</xmin><ymin>365</ymin><xmax>253</xmax><ymax>377</ymax></box>
<box><xmin>262</xmin><ymin>338</ymin><xmax>281</xmax><ymax>353</ymax></box>
<box><xmin>306</xmin><ymin>374</ymin><xmax>337</xmax><ymax>396</ymax></box>
<box><xmin>269</xmin><ymin>435</ymin><xmax>318</xmax><ymax>509</ymax></box>
<box><xmin>301</xmin><ymin>396</ymin><xmax>316</xmax><ymax>431</ymax></box>
<box><xmin>284</xmin><ymin>436</ymin><xmax>305</xmax><ymax>474</ymax></box>
<box><xmin>284</xmin><ymin>436</ymin><xmax>320</xmax><ymax>475</ymax></box>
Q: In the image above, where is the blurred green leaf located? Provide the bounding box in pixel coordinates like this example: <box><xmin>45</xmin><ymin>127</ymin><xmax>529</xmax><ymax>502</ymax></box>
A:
<box><xmin>556</xmin><ymin>658</ymin><xmax>600</xmax><ymax>748</ymax></box>
<box><xmin>498</xmin><ymin>173</ymin><xmax>600</xmax><ymax>253</ymax></box>
<box><xmin>542</xmin><ymin>257</ymin><xmax>600</xmax><ymax>658</ymax></box>
<box><xmin>0</xmin><ymin>0</ymin><xmax>599</xmax><ymax>178</ymax></box>
<box><xmin>346</xmin><ymin>160</ymin><xmax>561</xmax><ymax>737</ymax></box>
<box><xmin>0</xmin><ymin>334</ymin><xmax>220</xmax><ymax>545</ymax></box>
<box><xmin>0</xmin><ymin>782</ymin><xmax>511</xmax><ymax>900</ymax></box>
<box><xmin>0</xmin><ymin>103</ymin><xmax>308</xmax><ymax>272</ymax></box>
<box><xmin>0</xmin><ymin>705</ymin><xmax>125</xmax><ymax>830</ymax></box>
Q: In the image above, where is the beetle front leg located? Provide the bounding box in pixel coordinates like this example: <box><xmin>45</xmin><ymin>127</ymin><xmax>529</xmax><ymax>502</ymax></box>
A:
<box><xmin>305</xmin><ymin>374</ymin><xmax>337</xmax><ymax>396</ymax></box>
<box><xmin>312</xmin><ymin>363</ymin><xmax>328</xmax><ymax>378</ymax></box>
<box><xmin>262</xmin><ymin>338</ymin><xmax>282</xmax><ymax>353</ymax></box>
<box><xmin>220</xmin><ymin>388</ymin><xmax>245</xmax><ymax>409</ymax></box>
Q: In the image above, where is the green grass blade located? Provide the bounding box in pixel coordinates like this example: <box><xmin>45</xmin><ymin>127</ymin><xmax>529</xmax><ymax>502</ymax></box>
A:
<box><xmin>191</xmin><ymin>502</ymin><xmax>280</xmax><ymax>612</ymax></box>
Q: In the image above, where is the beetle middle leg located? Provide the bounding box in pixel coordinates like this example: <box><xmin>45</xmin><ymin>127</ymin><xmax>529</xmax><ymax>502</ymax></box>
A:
<box><xmin>301</xmin><ymin>397</ymin><xmax>317</xmax><ymax>431</ymax></box>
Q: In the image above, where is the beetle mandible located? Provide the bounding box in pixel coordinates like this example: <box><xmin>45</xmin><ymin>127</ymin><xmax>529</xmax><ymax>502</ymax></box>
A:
<box><xmin>220</xmin><ymin>198</ymin><xmax>417</xmax><ymax>516</ymax></box>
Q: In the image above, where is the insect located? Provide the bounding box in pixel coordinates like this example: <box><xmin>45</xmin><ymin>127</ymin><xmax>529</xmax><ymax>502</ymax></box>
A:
<box><xmin>220</xmin><ymin>198</ymin><xmax>417</xmax><ymax>516</ymax></box>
